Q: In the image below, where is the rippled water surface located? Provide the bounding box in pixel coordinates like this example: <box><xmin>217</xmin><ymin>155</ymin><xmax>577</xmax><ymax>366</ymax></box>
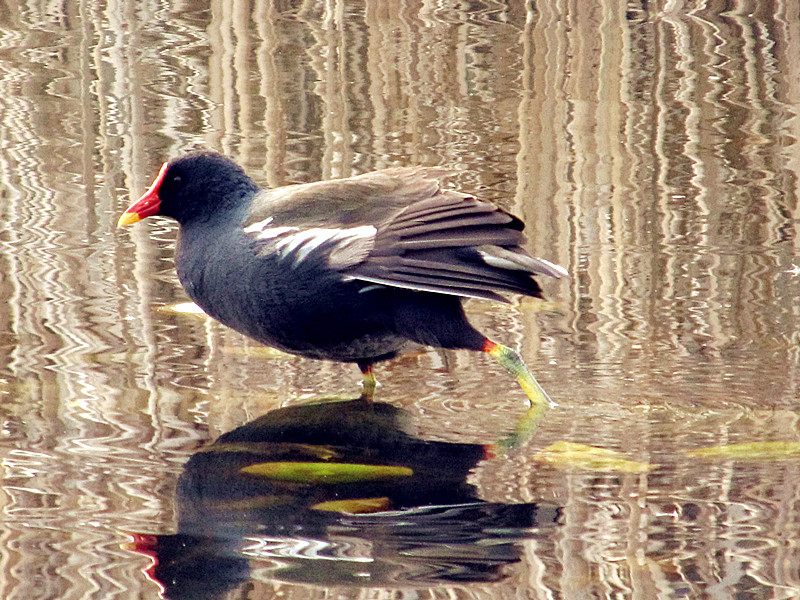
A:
<box><xmin>2</xmin><ymin>1</ymin><xmax>800</xmax><ymax>598</ymax></box>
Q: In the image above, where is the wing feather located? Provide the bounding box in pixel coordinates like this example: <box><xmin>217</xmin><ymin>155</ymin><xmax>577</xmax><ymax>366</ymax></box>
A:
<box><xmin>242</xmin><ymin>167</ymin><xmax>566</xmax><ymax>299</ymax></box>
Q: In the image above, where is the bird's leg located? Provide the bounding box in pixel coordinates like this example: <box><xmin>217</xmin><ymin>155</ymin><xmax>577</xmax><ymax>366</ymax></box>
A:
<box><xmin>358</xmin><ymin>361</ymin><xmax>378</xmax><ymax>402</ymax></box>
<box><xmin>483</xmin><ymin>339</ymin><xmax>555</xmax><ymax>450</ymax></box>
<box><xmin>483</xmin><ymin>339</ymin><xmax>555</xmax><ymax>408</ymax></box>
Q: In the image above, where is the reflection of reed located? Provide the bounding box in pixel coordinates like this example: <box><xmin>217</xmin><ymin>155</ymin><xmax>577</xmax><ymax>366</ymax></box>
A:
<box><xmin>1</xmin><ymin>0</ymin><xmax>800</xmax><ymax>598</ymax></box>
<box><xmin>0</xmin><ymin>6</ymin><xmax>200</xmax><ymax>600</ymax></box>
<box><xmin>505</xmin><ymin>1</ymin><xmax>800</xmax><ymax>392</ymax></box>
<box><xmin>253</xmin><ymin>0</ymin><xmax>286</xmax><ymax>187</ymax></box>
<box><xmin>513</xmin><ymin>2</ymin><xmax>800</xmax><ymax>597</ymax></box>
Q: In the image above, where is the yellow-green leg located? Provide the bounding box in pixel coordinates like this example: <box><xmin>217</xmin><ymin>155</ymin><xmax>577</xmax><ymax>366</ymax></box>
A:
<box><xmin>483</xmin><ymin>339</ymin><xmax>555</xmax><ymax>450</ymax></box>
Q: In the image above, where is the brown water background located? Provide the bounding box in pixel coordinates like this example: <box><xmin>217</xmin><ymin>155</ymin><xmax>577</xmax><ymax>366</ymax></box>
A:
<box><xmin>2</xmin><ymin>0</ymin><xmax>800</xmax><ymax>598</ymax></box>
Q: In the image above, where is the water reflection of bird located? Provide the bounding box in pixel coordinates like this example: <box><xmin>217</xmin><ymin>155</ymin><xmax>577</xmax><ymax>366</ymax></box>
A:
<box><xmin>118</xmin><ymin>152</ymin><xmax>566</xmax><ymax>405</ymax></box>
<box><xmin>125</xmin><ymin>398</ymin><xmax>560</xmax><ymax>598</ymax></box>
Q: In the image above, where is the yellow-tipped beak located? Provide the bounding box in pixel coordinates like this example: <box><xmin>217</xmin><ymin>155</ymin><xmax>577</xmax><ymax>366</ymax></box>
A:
<box><xmin>117</xmin><ymin>161</ymin><xmax>169</xmax><ymax>229</ymax></box>
<box><xmin>117</xmin><ymin>211</ymin><xmax>142</xmax><ymax>228</ymax></box>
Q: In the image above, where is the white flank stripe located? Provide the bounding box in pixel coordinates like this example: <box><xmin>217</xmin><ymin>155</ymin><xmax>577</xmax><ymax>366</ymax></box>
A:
<box><xmin>255</xmin><ymin>226</ymin><xmax>300</xmax><ymax>240</ymax></box>
<box><xmin>273</xmin><ymin>226</ymin><xmax>377</xmax><ymax>266</ymax></box>
<box><xmin>243</xmin><ymin>217</ymin><xmax>274</xmax><ymax>233</ymax></box>
<box><xmin>536</xmin><ymin>257</ymin><xmax>569</xmax><ymax>278</ymax></box>
<box><xmin>275</xmin><ymin>229</ymin><xmax>337</xmax><ymax>260</ymax></box>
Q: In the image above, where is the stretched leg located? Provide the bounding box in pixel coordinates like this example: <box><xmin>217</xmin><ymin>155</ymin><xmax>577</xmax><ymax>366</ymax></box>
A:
<box><xmin>483</xmin><ymin>339</ymin><xmax>555</xmax><ymax>408</ymax></box>
<box><xmin>483</xmin><ymin>339</ymin><xmax>555</xmax><ymax>450</ymax></box>
<box><xmin>357</xmin><ymin>361</ymin><xmax>378</xmax><ymax>401</ymax></box>
<box><xmin>392</xmin><ymin>294</ymin><xmax>554</xmax><ymax>443</ymax></box>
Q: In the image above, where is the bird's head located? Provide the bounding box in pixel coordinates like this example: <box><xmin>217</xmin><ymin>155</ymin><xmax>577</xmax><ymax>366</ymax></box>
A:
<box><xmin>118</xmin><ymin>152</ymin><xmax>258</xmax><ymax>227</ymax></box>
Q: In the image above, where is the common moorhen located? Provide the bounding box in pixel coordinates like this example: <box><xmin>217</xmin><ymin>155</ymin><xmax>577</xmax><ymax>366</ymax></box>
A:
<box><xmin>118</xmin><ymin>152</ymin><xmax>566</xmax><ymax>407</ymax></box>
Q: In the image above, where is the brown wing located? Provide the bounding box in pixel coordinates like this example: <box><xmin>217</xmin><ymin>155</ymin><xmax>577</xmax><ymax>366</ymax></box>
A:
<box><xmin>244</xmin><ymin>167</ymin><xmax>450</xmax><ymax>229</ymax></box>
<box><xmin>243</xmin><ymin>168</ymin><xmax>567</xmax><ymax>302</ymax></box>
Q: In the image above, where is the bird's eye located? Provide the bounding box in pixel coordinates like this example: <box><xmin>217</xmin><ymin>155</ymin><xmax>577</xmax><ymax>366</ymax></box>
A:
<box><xmin>172</xmin><ymin>175</ymin><xmax>183</xmax><ymax>187</ymax></box>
